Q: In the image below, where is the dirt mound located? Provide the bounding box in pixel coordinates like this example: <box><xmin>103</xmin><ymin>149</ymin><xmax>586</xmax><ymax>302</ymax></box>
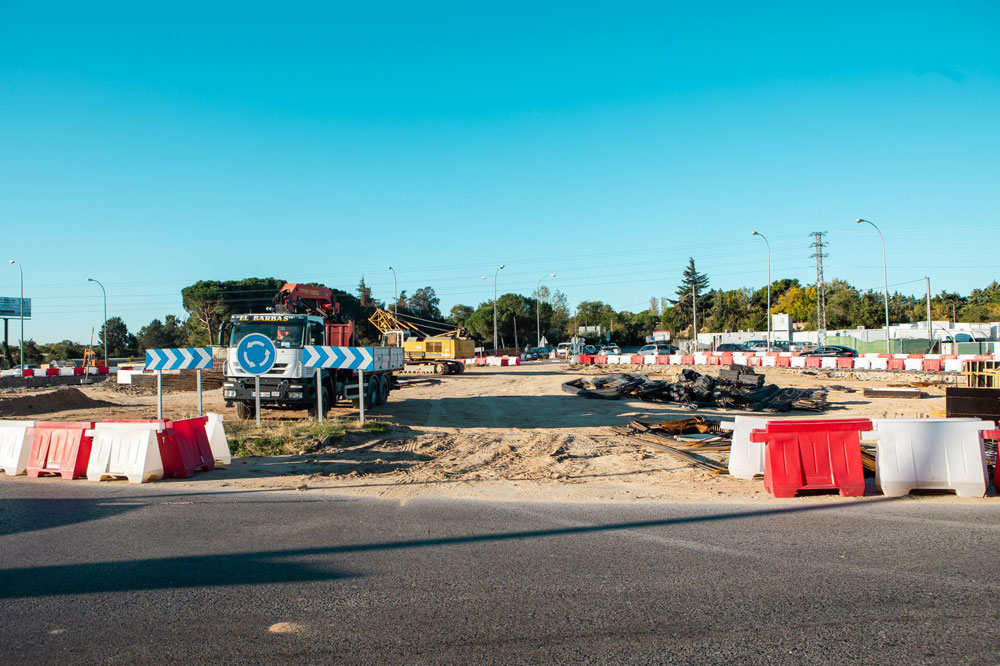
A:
<box><xmin>0</xmin><ymin>387</ymin><xmax>118</xmax><ymax>417</ymax></box>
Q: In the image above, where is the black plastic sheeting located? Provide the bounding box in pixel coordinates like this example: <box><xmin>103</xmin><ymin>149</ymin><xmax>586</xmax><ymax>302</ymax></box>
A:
<box><xmin>562</xmin><ymin>370</ymin><xmax>828</xmax><ymax>412</ymax></box>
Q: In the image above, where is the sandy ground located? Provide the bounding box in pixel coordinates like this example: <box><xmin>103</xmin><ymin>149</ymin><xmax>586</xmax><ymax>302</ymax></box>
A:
<box><xmin>0</xmin><ymin>361</ymin><xmax>969</xmax><ymax>503</ymax></box>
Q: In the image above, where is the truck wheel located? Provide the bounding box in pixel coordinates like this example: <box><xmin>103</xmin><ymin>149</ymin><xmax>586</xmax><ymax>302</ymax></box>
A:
<box><xmin>309</xmin><ymin>385</ymin><xmax>331</xmax><ymax>419</ymax></box>
<box><xmin>351</xmin><ymin>377</ymin><xmax>378</xmax><ymax>409</ymax></box>
<box><xmin>377</xmin><ymin>375</ymin><xmax>389</xmax><ymax>405</ymax></box>
<box><xmin>235</xmin><ymin>401</ymin><xmax>255</xmax><ymax>420</ymax></box>
<box><xmin>434</xmin><ymin>363</ymin><xmax>447</xmax><ymax>375</ymax></box>
<box><xmin>455</xmin><ymin>362</ymin><xmax>465</xmax><ymax>374</ymax></box>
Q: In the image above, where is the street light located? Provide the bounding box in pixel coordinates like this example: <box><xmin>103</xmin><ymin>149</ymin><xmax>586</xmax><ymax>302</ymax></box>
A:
<box><xmin>88</xmin><ymin>278</ymin><xmax>108</xmax><ymax>367</ymax></box>
<box><xmin>8</xmin><ymin>259</ymin><xmax>23</xmax><ymax>373</ymax></box>
<box><xmin>481</xmin><ymin>264</ymin><xmax>505</xmax><ymax>351</ymax></box>
<box><xmin>751</xmin><ymin>231</ymin><xmax>771</xmax><ymax>352</ymax></box>
<box><xmin>387</xmin><ymin>266</ymin><xmax>398</xmax><ymax>315</ymax></box>
<box><xmin>857</xmin><ymin>218</ymin><xmax>891</xmax><ymax>353</ymax></box>
<box><xmin>535</xmin><ymin>273</ymin><xmax>556</xmax><ymax>347</ymax></box>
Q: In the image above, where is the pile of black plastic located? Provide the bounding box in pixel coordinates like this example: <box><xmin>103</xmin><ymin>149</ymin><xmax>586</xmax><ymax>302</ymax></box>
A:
<box><xmin>562</xmin><ymin>368</ymin><xmax>827</xmax><ymax>412</ymax></box>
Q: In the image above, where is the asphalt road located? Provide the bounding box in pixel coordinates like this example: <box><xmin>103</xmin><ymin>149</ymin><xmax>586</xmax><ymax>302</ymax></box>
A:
<box><xmin>1</xmin><ymin>482</ymin><xmax>998</xmax><ymax>665</ymax></box>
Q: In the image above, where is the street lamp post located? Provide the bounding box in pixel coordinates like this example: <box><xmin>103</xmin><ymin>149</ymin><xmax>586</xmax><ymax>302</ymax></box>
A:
<box><xmin>535</xmin><ymin>273</ymin><xmax>556</xmax><ymax>347</ymax></box>
<box><xmin>387</xmin><ymin>266</ymin><xmax>398</xmax><ymax>316</ymax></box>
<box><xmin>8</xmin><ymin>260</ymin><xmax>23</xmax><ymax>373</ymax></box>
<box><xmin>751</xmin><ymin>231</ymin><xmax>771</xmax><ymax>352</ymax></box>
<box><xmin>857</xmin><ymin>218</ymin><xmax>891</xmax><ymax>353</ymax></box>
<box><xmin>480</xmin><ymin>264</ymin><xmax>505</xmax><ymax>351</ymax></box>
<box><xmin>88</xmin><ymin>278</ymin><xmax>108</xmax><ymax>367</ymax></box>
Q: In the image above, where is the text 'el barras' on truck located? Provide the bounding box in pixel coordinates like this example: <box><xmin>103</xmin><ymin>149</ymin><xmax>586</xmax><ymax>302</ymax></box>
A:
<box><xmin>220</xmin><ymin>283</ymin><xmax>403</xmax><ymax>420</ymax></box>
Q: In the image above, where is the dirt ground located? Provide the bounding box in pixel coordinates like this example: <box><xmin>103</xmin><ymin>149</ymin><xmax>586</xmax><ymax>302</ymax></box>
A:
<box><xmin>0</xmin><ymin>361</ymin><xmax>969</xmax><ymax>503</ymax></box>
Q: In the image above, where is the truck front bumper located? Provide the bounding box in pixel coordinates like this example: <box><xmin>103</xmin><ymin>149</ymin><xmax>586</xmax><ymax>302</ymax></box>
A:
<box><xmin>223</xmin><ymin>378</ymin><xmax>312</xmax><ymax>404</ymax></box>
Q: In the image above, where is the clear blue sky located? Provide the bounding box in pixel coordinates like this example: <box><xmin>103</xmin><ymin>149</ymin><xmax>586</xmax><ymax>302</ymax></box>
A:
<box><xmin>2</xmin><ymin>1</ymin><xmax>998</xmax><ymax>343</ymax></box>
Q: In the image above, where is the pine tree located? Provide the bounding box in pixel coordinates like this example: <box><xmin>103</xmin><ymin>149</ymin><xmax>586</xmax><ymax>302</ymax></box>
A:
<box><xmin>671</xmin><ymin>258</ymin><xmax>710</xmax><ymax>332</ymax></box>
<box><xmin>356</xmin><ymin>277</ymin><xmax>376</xmax><ymax>309</ymax></box>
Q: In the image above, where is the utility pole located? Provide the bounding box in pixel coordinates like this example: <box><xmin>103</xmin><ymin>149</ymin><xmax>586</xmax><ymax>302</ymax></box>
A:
<box><xmin>692</xmin><ymin>284</ymin><xmax>697</xmax><ymax>351</ymax></box>
<box><xmin>810</xmin><ymin>232</ymin><xmax>828</xmax><ymax>345</ymax></box>
<box><xmin>535</xmin><ymin>273</ymin><xmax>555</xmax><ymax>347</ymax></box>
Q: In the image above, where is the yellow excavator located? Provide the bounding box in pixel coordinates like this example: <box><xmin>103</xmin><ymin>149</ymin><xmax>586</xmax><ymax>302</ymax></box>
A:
<box><xmin>368</xmin><ymin>308</ymin><xmax>474</xmax><ymax>375</ymax></box>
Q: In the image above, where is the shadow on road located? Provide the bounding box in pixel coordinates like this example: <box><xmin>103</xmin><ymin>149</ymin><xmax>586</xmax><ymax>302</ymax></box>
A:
<box><xmin>0</xmin><ymin>497</ymin><xmax>898</xmax><ymax>599</ymax></box>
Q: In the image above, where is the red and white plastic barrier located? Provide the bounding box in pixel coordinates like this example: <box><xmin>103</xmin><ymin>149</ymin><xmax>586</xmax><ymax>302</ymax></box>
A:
<box><xmin>0</xmin><ymin>366</ymin><xmax>118</xmax><ymax>378</ymax></box>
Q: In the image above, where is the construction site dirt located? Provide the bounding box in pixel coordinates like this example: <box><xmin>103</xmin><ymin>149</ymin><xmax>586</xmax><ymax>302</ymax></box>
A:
<box><xmin>0</xmin><ymin>362</ymin><xmax>968</xmax><ymax>504</ymax></box>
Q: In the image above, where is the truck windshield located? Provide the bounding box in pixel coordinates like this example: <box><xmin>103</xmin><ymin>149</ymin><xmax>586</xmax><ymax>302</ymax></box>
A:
<box><xmin>230</xmin><ymin>322</ymin><xmax>305</xmax><ymax>349</ymax></box>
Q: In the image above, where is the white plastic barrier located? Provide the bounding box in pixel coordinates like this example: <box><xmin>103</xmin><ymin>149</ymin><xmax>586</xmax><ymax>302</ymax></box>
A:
<box><xmin>693</xmin><ymin>354</ymin><xmax>708</xmax><ymax>365</ymax></box>
<box><xmin>732</xmin><ymin>354</ymin><xmax>747</xmax><ymax>365</ymax></box>
<box><xmin>853</xmin><ymin>357</ymin><xmax>872</xmax><ymax>370</ymax></box>
<box><xmin>870</xmin><ymin>358</ymin><xmax>889</xmax><ymax>370</ymax></box>
<box><xmin>720</xmin><ymin>415</ymin><xmax>769</xmax><ymax>480</ymax></box>
<box><xmin>642</xmin><ymin>354</ymin><xmax>656</xmax><ymax>365</ymax></box>
<box><xmin>669</xmin><ymin>355</ymin><xmax>683</xmax><ymax>365</ymax></box>
<box><xmin>86</xmin><ymin>422</ymin><xmax>165</xmax><ymax>483</ymax></box>
<box><xmin>205</xmin><ymin>412</ymin><xmax>231</xmax><ymax>465</ymax></box>
<box><xmin>761</xmin><ymin>356</ymin><xmax>777</xmax><ymax>367</ymax></box>
<box><xmin>608</xmin><ymin>354</ymin><xmax>629</xmax><ymax>365</ymax></box>
<box><xmin>865</xmin><ymin>419</ymin><xmax>991</xmax><ymax>497</ymax></box>
<box><xmin>790</xmin><ymin>356</ymin><xmax>806</xmax><ymax>369</ymax></box>
<box><xmin>944</xmin><ymin>359</ymin><xmax>963</xmax><ymax>373</ymax></box>
<box><xmin>820</xmin><ymin>357</ymin><xmax>837</xmax><ymax>369</ymax></box>
<box><xmin>0</xmin><ymin>420</ymin><xmax>36</xmax><ymax>475</ymax></box>
<box><xmin>903</xmin><ymin>358</ymin><xmax>923</xmax><ymax>371</ymax></box>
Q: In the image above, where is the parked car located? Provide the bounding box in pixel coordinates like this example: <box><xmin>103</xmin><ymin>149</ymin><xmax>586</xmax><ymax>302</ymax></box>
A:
<box><xmin>798</xmin><ymin>345</ymin><xmax>858</xmax><ymax>358</ymax></box>
<box><xmin>582</xmin><ymin>345</ymin><xmax>599</xmax><ymax>355</ymax></box>
<box><xmin>637</xmin><ymin>343</ymin><xmax>678</xmax><ymax>356</ymax></box>
<box><xmin>716</xmin><ymin>343</ymin><xmax>751</xmax><ymax>352</ymax></box>
<box><xmin>520</xmin><ymin>347</ymin><xmax>550</xmax><ymax>361</ymax></box>
<box><xmin>556</xmin><ymin>342</ymin><xmax>573</xmax><ymax>358</ymax></box>
<box><xmin>789</xmin><ymin>341</ymin><xmax>816</xmax><ymax>352</ymax></box>
<box><xmin>599</xmin><ymin>344</ymin><xmax>621</xmax><ymax>355</ymax></box>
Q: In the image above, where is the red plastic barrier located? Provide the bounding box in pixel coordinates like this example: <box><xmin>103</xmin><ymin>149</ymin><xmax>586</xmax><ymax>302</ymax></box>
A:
<box><xmin>747</xmin><ymin>356</ymin><xmax>762</xmax><ymax>367</ymax></box>
<box><xmin>656</xmin><ymin>354</ymin><xmax>670</xmax><ymax>365</ymax></box>
<box><xmin>888</xmin><ymin>358</ymin><xmax>905</xmax><ymax>370</ymax></box>
<box><xmin>720</xmin><ymin>353</ymin><xmax>734</xmax><ymax>364</ymax></box>
<box><xmin>45</xmin><ymin>368</ymin><xmax>59</xmax><ymax>376</ymax></box>
<box><xmin>681</xmin><ymin>355</ymin><xmax>694</xmax><ymax>365</ymax></box>
<box><xmin>805</xmin><ymin>357</ymin><xmax>822</xmax><ymax>368</ymax></box>
<box><xmin>578</xmin><ymin>355</ymin><xmax>594</xmax><ymax>364</ymax></box>
<box><xmin>776</xmin><ymin>357</ymin><xmax>791</xmax><ymax>368</ymax></box>
<box><xmin>941</xmin><ymin>354</ymin><xmax>958</xmax><ymax>360</ymax></box>
<box><xmin>878</xmin><ymin>354</ymin><xmax>892</xmax><ymax>358</ymax></box>
<box><xmin>837</xmin><ymin>358</ymin><xmax>854</xmax><ymax>369</ymax></box>
<box><xmin>26</xmin><ymin>422</ymin><xmax>95</xmax><ymax>479</ymax></box>
<box><xmin>907</xmin><ymin>354</ymin><xmax>923</xmax><ymax>359</ymax></box>
<box><xmin>171</xmin><ymin>417</ymin><xmax>214</xmax><ymax>473</ymax></box>
<box><xmin>97</xmin><ymin>367</ymin><xmax>110</xmax><ymax>375</ymax></box>
<box><xmin>751</xmin><ymin>419</ymin><xmax>871</xmax><ymax>498</ymax></box>
<box><xmin>986</xmin><ymin>429</ymin><xmax>1000</xmax><ymax>491</ymax></box>
<box><xmin>922</xmin><ymin>359</ymin><xmax>942</xmax><ymax>372</ymax></box>
<box><xmin>73</xmin><ymin>367</ymin><xmax>85</xmax><ymax>375</ymax></box>
<box><xmin>706</xmin><ymin>355</ymin><xmax>720</xmax><ymax>366</ymax></box>
<box><xmin>631</xmin><ymin>354</ymin><xmax>643</xmax><ymax>364</ymax></box>
<box><xmin>594</xmin><ymin>355</ymin><xmax>608</xmax><ymax>365</ymax></box>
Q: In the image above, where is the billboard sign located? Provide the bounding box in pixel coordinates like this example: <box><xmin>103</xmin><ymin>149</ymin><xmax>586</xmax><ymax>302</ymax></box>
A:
<box><xmin>0</xmin><ymin>297</ymin><xmax>30</xmax><ymax>319</ymax></box>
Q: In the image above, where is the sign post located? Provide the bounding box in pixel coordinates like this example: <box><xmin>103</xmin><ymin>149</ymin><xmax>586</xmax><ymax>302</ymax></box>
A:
<box><xmin>316</xmin><ymin>369</ymin><xmax>324</xmax><ymax>424</ymax></box>
<box><xmin>358</xmin><ymin>369</ymin><xmax>365</xmax><ymax>426</ymax></box>
<box><xmin>233</xmin><ymin>334</ymin><xmax>276</xmax><ymax>427</ymax></box>
<box><xmin>145</xmin><ymin>347</ymin><xmax>213</xmax><ymax>420</ymax></box>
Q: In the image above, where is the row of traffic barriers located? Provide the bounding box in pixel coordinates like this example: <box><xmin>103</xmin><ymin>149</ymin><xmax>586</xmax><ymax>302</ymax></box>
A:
<box><xmin>574</xmin><ymin>352</ymin><xmax>996</xmax><ymax>373</ymax></box>
<box><xmin>0</xmin><ymin>415</ymin><xmax>230</xmax><ymax>484</ymax></box>
<box><xmin>722</xmin><ymin>417</ymin><xmax>997</xmax><ymax>498</ymax></box>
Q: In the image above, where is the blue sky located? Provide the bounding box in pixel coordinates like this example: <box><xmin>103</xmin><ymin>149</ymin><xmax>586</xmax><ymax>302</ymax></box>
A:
<box><xmin>1</xmin><ymin>1</ymin><xmax>998</xmax><ymax>343</ymax></box>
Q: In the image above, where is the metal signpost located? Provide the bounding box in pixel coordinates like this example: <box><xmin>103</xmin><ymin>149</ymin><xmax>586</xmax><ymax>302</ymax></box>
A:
<box><xmin>144</xmin><ymin>347</ymin><xmax>213</xmax><ymax>419</ymax></box>
<box><xmin>234</xmin><ymin>334</ymin><xmax>276</xmax><ymax>425</ymax></box>
<box><xmin>303</xmin><ymin>345</ymin><xmax>375</xmax><ymax>424</ymax></box>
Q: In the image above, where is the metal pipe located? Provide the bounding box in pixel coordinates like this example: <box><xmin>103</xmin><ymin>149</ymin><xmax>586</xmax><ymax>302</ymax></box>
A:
<box><xmin>752</xmin><ymin>232</ymin><xmax>771</xmax><ymax>351</ymax></box>
<box><xmin>857</xmin><ymin>219</ymin><xmax>890</xmax><ymax>353</ymax></box>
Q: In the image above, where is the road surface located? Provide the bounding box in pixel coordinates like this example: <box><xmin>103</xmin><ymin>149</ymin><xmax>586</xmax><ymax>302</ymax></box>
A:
<box><xmin>1</xmin><ymin>481</ymin><xmax>997</xmax><ymax>664</ymax></box>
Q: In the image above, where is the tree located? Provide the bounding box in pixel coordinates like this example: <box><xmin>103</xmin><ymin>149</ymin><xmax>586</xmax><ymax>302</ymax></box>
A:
<box><xmin>181</xmin><ymin>278</ymin><xmax>286</xmax><ymax>345</ymax></box>
<box><xmin>672</xmin><ymin>258</ymin><xmax>711</xmax><ymax>333</ymax></box>
<box><xmin>42</xmin><ymin>340</ymin><xmax>86</xmax><ymax>361</ymax></box>
<box><xmin>774</xmin><ymin>286</ymin><xmax>817</xmax><ymax>327</ymax></box>
<box><xmin>548</xmin><ymin>290</ymin><xmax>570</xmax><ymax>341</ymax></box>
<box><xmin>408</xmin><ymin>286</ymin><xmax>442</xmax><ymax>321</ymax></box>
<box><xmin>99</xmin><ymin>317</ymin><xmax>137</xmax><ymax>356</ymax></box>
<box><xmin>137</xmin><ymin>315</ymin><xmax>189</xmax><ymax>351</ymax></box>
<box><xmin>356</xmin><ymin>277</ymin><xmax>377</xmax><ymax>309</ymax></box>
<box><xmin>449</xmin><ymin>304</ymin><xmax>474</xmax><ymax>327</ymax></box>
